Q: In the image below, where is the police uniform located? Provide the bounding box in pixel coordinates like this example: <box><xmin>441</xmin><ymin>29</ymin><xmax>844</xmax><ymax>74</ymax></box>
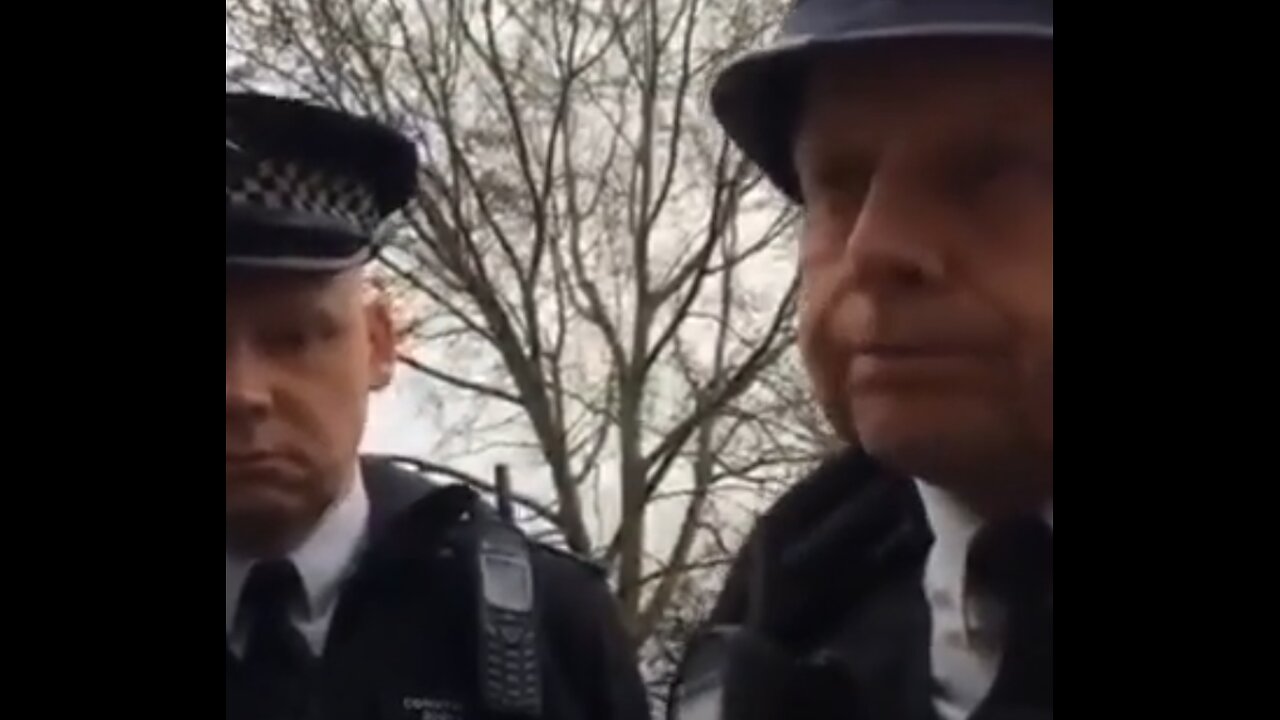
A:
<box><xmin>668</xmin><ymin>2</ymin><xmax>1053</xmax><ymax>720</ymax></box>
<box><xmin>226</xmin><ymin>93</ymin><xmax>651</xmax><ymax>720</ymax></box>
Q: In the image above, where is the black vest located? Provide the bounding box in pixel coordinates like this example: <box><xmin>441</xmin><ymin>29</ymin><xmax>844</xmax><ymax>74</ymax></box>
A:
<box><xmin>227</xmin><ymin>459</ymin><xmax>476</xmax><ymax>720</ymax></box>
<box><xmin>227</xmin><ymin>459</ymin><xmax>651</xmax><ymax>720</ymax></box>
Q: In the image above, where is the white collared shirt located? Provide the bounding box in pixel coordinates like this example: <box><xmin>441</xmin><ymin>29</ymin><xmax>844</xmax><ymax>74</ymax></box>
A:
<box><xmin>226</xmin><ymin>467</ymin><xmax>370</xmax><ymax>657</ymax></box>
<box><xmin>915</xmin><ymin>481</ymin><xmax>1054</xmax><ymax>720</ymax></box>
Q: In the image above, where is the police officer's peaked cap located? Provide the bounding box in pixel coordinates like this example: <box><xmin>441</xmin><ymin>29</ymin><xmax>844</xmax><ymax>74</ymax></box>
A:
<box><xmin>226</xmin><ymin>92</ymin><xmax>419</xmax><ymax>271</ymax></box>
<box><xmin>712</xmin><ymin>0</ymin><xmax>1053</xmax><ymax>202</ymax></box>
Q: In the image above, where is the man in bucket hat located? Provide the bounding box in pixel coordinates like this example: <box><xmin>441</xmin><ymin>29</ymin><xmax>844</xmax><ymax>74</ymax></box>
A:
<box><xmin>669</xmin><ymin>1</ymin><xmax>1052</xmax><ymax>719</ymax></box>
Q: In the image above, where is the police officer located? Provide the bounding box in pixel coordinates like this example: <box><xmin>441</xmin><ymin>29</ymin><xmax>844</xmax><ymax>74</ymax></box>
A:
<box><xmin>670</xmin><ymin>1</ymin><xmax>1052</xmax><ymax>719</ymax></box>
<box><xmin>226</xmin><ymin>92</ymin><xmax>651</xmax><ymax>720</ymax></box>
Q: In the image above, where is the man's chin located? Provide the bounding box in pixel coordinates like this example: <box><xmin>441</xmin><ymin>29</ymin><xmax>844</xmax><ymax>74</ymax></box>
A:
<box><xmin>854</xmin><ymin>404</ymin><xmax>1048</xmax><ymax>511</ymax></box>
<box><xmin>854</xmin><ymin>399</ymin><xmax>1008</xmax><ymax>478</ymax></box>
<box><xmin>226</xmin><ymin>492</ymin><xmax>311</xmax><ymax>557</ymax></box>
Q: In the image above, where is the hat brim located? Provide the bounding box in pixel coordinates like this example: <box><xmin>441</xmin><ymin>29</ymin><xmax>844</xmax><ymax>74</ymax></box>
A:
<box><xmin>226</xmin><ymin>210</ymin><xmax>376</xmax><ymax>273</ymax></box>
<box><xmin>711</xmin><ymin>23</ymin><xmax>1053</xmax><ymax>202</ymax></box>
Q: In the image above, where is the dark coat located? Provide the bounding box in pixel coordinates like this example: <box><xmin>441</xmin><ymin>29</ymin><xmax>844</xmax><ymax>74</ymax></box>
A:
<box><xmin>696</xmin><ymin>449</ymin><xmax>1050</xmax><ymax>720</ymax></box>
<box><xmin>227</xmin><ymin>458</ymin><xmax>651</xmax><ymax>720</ymax></box>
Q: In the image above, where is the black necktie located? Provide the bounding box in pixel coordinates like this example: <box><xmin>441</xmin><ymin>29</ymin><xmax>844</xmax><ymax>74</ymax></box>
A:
<box><xmin>968</xmin><ymin>517</ymin><xmax>1053</xmax><ymax>714</ymax></box>
<box><xmin>239</xmin><ymin>560</ymin><xmax>316</xmax><ymax>720</ymax></box>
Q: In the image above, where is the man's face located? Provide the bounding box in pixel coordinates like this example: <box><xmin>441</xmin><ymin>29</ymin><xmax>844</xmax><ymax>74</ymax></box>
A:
<box><xmin>225</xmin><ymin>268</ymin><xmax>395</xmax><ymax>555</ymax></box>
<box><xmin>793</xmin><ymin>42</ymin><xmax>1052</xmax><ymax>504</ymax></box>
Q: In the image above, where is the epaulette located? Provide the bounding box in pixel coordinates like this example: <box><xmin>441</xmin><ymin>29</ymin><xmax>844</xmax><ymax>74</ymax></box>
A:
<box><xmin>532</xmin><ymin>541</ymin><xmax>609</xmax><ymax>579</ymax></box>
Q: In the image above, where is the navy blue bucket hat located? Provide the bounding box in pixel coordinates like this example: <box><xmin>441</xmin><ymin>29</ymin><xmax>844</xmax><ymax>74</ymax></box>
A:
<box><xmin>711</xmin><ymin>0</ymin><xmax>1053</xmax><ymax>202</ymax></box>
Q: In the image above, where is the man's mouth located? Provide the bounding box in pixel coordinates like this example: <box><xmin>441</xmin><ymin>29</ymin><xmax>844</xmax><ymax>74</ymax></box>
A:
<box><xmin>848</xmin><ymin>343</ymin><xmax>994</xmax><ymax>389</ymax></box>
<box><xmin>226</xmin><ymin>452</ymin><xmax>291</xmax><ymax>472</ymax></box>
<box><xmin>851</xmin><ymin>340</ymin><xmax>992</xmax><ymax>357</ymax></box>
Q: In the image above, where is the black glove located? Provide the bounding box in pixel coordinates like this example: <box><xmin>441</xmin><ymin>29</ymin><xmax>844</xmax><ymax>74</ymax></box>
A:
<box><xmin>744</xmin><ymin>452</ymin><xmax>922</xmax><ymax>652</ymax></box>
<box><xmin>670</xmin><ymin>451</ymin><xmax>930</xmax><ymax>720</ymax></box>
<box><xmin>721</xmin><ymin>630</ymin><xmax>859</xmax><ymax>720</ymax></box>
<box><xmin>669</xmin><ymin>626</ymin><xmax>858</xmax><ymax>720</ymax></box>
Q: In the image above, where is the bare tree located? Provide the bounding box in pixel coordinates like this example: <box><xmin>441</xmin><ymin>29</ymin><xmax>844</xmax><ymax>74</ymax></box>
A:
<box><xmin>226</xmin><ymin>0</ymin><xmax>807</xmax><ymax>650</ymax></box>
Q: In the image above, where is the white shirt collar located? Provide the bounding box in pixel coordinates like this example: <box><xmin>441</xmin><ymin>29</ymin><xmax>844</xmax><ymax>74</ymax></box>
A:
<box><xmin>915</xmin><ymin>480</ymin><xmax>985</xmax><ymax>592</ymax></box>
<box><xmin>915</xmin><ymin>480</ymin><xmax>1052</xmax><ymax>719</ymax></box>
<box><xmin>915</xmin><ymin>480</ymin><xmax>1053</xmax><ymax>595</ymax></box>
<box><xmin>225</xmin><ymin>466</ymin><xmax>370</xmax><ymax>637</ymax></box>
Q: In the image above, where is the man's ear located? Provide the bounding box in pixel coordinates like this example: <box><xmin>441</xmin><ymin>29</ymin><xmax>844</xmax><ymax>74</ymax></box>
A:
<box><xmin>365</xmin><ymin>294</ymin><xmax>397</xmax><ymax>391</ymax></box>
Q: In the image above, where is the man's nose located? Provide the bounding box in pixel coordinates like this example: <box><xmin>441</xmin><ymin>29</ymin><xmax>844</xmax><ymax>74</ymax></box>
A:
<box><xmin>842</xmin><ymin>175</ymin><xmax>948</xmax><ymax>294</ymax></box>
<box><xmin>226</xmin><ymin>346</ymin><xmax>272</xmax><ymax>420</ymax></box>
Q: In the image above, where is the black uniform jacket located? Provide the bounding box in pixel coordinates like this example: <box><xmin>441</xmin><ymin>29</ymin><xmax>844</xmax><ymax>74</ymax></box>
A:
<box><xmin>227</xmin><ymin>458</ymin><xmax>651</xmax><ymax>720</ymax></box>
<box><xmin>698</xmin><ymin>449</ymin><xmax>1050</xmax><ymax>720</ymax></box>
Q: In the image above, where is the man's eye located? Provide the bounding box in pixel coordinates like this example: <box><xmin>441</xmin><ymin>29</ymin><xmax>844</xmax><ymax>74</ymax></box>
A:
<box><xmin>801</xmin><ymin>162</ymin><xmax>871</xmax><ymax>235</ymax></box>
<box><xmin>261</xmin><ymin>329</ymin><xmax>312</xmax><ymax>355</ymax></box>
<box><xmin>807</xmin><ymin>159</ymin><xmax>873</xmax><ymax>197</ymax></box>
<box><xmin>959</xmin><ymin>145</ymin><xmax>1051</xmax><ymax>191</ymax></box>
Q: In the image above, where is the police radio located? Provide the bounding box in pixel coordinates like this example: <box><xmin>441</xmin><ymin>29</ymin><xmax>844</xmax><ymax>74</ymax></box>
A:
<box><xmin>477</xmin><ymin>465</ymin><xmax>542</xmax><ymax>718</ymax></box>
